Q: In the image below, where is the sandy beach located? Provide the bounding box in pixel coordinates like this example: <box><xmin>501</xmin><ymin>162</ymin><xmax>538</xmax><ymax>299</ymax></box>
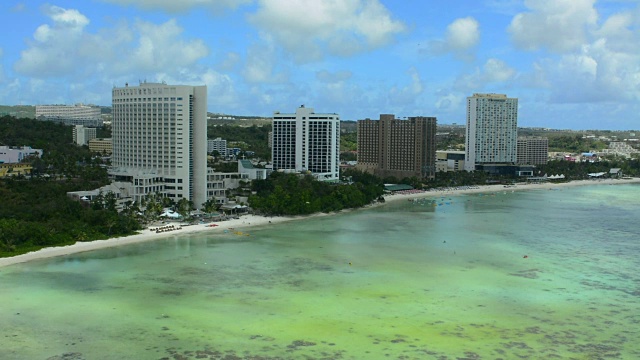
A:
<box><xmin>1</xmin><ymin>177</ymin><xmax>638</xmax><ymax>268</ymax></box>
<box><xmin>380</xmin><ymin>177</ymin><xmax>640</xmax><ymax>204</ymax></box>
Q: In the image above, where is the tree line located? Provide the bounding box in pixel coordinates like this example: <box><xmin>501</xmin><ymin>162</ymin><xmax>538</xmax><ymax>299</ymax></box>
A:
<box><xmin>249</xmin><ymin>170</ymin><xmax>384</xmax><ymax>216</ymax></box>
<box><xmin>0</xmin><ymin>116</ymin><xmax>140</xmax><ymax>257</ymax></box>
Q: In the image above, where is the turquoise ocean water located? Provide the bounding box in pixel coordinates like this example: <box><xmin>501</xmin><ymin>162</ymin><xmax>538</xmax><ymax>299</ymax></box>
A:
<box><xmin>1</xmin><ymin>184</ymin><xmax>639</xmax><ymax>359</ymax></box>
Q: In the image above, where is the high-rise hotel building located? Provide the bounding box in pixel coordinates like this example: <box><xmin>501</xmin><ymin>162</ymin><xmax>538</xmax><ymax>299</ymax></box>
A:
<box><xmin>271</xmin><ymin>105</ymin><xmax>340</xmax><ymax>181</ymax></box>
<box><xmin>517</xmin><ymin>136</ymin><xmax>548</xmax><ymax>165</ymax></box>
<box><xmin>110</xmin><ymin>82</ymin><xmax>207</xmax><ymax>207</ymax></box>
<box><xmin>357</xmin><ymin>115</ymin><xmax>437</xmax><ymax>179</ymax></box>
<box><xmin>465</xmin><ymin>93</ymin><xmax>518</xmax><ymax>171</ymax></box>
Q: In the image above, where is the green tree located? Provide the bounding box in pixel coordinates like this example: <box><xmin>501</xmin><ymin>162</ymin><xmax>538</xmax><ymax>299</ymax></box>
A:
<box><xmin>176</xmin><ymin>198</ymin><xmax>193</xmax><ymax>219</ymax></box>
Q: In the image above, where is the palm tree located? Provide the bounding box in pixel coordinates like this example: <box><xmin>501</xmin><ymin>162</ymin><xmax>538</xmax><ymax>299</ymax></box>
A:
<box><xmin>176</xmin><ymin>198</ymin><xmax>193</xmax><ymax>219</ymax></box>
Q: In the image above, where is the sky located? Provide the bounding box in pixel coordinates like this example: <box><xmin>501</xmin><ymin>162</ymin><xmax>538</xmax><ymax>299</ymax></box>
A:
<box><xmin>1</xmin><ymin>1</ymin><xmax>640</xmax><ymax>130</ymax></box>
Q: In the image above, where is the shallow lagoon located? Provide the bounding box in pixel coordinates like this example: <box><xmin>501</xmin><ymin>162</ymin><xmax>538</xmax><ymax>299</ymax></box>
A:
<box><xmin>1</xmin><ymin>184</ymin><xmax>639</xmax><ymax>359</ymax></box>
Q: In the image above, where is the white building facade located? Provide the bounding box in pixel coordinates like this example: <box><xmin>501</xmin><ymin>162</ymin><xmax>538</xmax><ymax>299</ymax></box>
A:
<box><xmin>109</xmin><ymin>82</ymin><xmax>208</xmax><ymax>208</ymax></box>
<box><xmin>207</xmin><ymin>137</ymin><xmax>227</xmax><ymax>156</ymax></box>
<box><xmin>36</xmin><ymin>104</ymin><xmax>102</xmax><ymax>127</ymax></box>
<box><xmin>0</xmin><ymin>146</ymin><xmax>43</xmax><ymax>164</ymax></box>
<box><xmin>73</xmin><ymin>125</ymin><xmax>97</xmax><ymax>146</ymax></box>
<box><xmin>465</xmin><ymin>93</ymin><xmax>518</xmax><ymax>171</ymax></box>
<box><xmin>272</xmin><ymin>106</ymin><xmax>340</xmax><ymax>181</ymax></box>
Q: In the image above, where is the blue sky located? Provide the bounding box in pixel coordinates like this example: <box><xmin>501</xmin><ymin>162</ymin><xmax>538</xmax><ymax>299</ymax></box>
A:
<box><xmin>1</xmin><ymin>0</ymin><xmax>639</xmax><ymax>130</ymax></box>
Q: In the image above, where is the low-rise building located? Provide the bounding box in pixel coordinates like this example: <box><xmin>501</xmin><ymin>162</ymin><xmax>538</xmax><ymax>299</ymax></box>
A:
<box><xmin>0</xmin><ymin>146</ymin><xmax>43</xmax><ymax>163</ymax></box>
<box><xmin>88</xmin><ymin>138</ymin><xmax>113</xmax><ymax>154</ymax></box>
<box><xmin>436</xmin><ymin>150</ymin><xmax>465</xmax><ymax>172</ymax></box>
<box><xmin>0</xmin><ymin>163</ymin><xmax>33</xmax><ymax>177</ymax></box>
<box><xmin>239</xmin><ymin>159</ymin><xmax>268</xmax><ymax>180</ymax></box>
<box><xmin>206</xmin><ymin>170</ymin><xmax>249</xmax><ymax>204</ymax></box>
<box><xmin>73</xmin><ymin>125</ymin><xmax>97</xmax><ymax>146</ymax></box>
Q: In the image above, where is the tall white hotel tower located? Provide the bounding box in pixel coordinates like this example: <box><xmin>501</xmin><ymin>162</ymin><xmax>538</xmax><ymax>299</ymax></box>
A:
<box><xmin>464</xmin><ymin>93</ymin><xmax>518</xmax><ymax>171</ymax></box>
<box><xmin>110</xmin><ymin>82</ymin><xmax>208</xmax><ymax>208</ymax></box>
<box><xmin>272</xmin><ymin>105</ymin><xmax>340</xmax><ymax>181</ymax></box>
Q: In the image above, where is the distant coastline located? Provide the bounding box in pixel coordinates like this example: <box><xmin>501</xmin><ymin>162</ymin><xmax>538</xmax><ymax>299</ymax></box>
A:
<box><xmin>1</xmin><ymin>177</ymin><xmax>638</xmax><ymax>269</ymax></box>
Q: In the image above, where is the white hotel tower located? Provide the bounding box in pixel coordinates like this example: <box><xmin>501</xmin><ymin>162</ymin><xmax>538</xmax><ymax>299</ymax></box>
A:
<box><xmin>110</xmin><ymin>82</ymin><xmax>207</xmax><ymax>207</ymax></box>
<box><xmin>272</xmin><ymin>105</ymin><xmax>340</xmax><ymax>181</ymax></box>
<box><xmin>464</xmin><ymin>93</ymin><xmax>518</xmax><ymax>171</ymax></box>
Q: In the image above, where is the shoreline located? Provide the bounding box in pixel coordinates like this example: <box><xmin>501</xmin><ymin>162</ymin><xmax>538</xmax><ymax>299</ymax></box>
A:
<box><xmin>379</xmin><ymin>177</ymin><xmax>640</xmax><ymax>205</ymax></box>
<box><xmin>1</xmin><ymin>177</ymin><xmax>638</xmax><ymax>268</ymax></box>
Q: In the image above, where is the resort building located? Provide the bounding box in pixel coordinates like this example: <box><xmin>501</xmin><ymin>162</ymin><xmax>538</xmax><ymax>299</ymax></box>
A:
<box><xmin>271</xmin><ymin>105</ymin><xmax>340</xmax><ymax>181</ymax></box>
<box><xmin>0</xmin><ymin>146</ymin><xmax>43</xmax><ymax>163</ymax></box>
<box><xmin>517</xmin><ymin>137</ymin><xmax>548</xmax><ymax>165</ymax></box>
<box><xmin>88</xmin><ymin>138</ymin><xmax>113</xmax><ymax>155</ymax></box>
<box><xmin>600</xmin><ymin>141</ymin><xmax>637</xmax><ymax>159</ymax></box>
<box><xmin>73</xmin><ymin>125</ymin><xmax>97</xmax><ymax>146</ymax></box>
<box><xmin>357</xmin><ymin>115</ymin><xmax>437</xmax><ymax>179</ymax></box>
<box><xmin>109</xmin><ymin>82</ymin><xmax>208</xmax><ymax>208</ymax></box>
<box><xmin>436</xmin><ymin>150</ymin><xmax>466</xmax><ymax>172</ymax></box>
<box><xmin>465</xmin><ymin>93</ymin><xmax>518</xmax><ymax>171</ymax></box>
<box><xmin>206</xmin><ymin>170</ymin><xmax>248</xmax><ymax>204</ymax></box>
<box><xmin>207</xmin><ymin>137</ymin><xmax>228</xmax><ymax>156</ymax></box>
<box><xmin>36</xmin><ymin>104</ymin><xmax>103</xmax><ymax>127</ymax></box>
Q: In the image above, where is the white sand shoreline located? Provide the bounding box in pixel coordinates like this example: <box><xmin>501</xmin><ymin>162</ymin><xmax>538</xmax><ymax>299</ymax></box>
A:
<box><xmin>1</xmin><ymin>177</ymin><xmax>638</xmax><ymax>268</ymax></box>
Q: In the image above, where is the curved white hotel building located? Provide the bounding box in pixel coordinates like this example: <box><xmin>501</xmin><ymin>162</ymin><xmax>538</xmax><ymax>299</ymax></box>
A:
<box><xmin>109</xmin><ymin>82</ymin><xmax>207</xmax><ymax>207</ymax></box>
<box><xmin>36</xmin><ymin>104</ymin><xmax>102</xmax><ymax>126</ymax></box>
<box><xmin>272</xmin><ymin>105</ymin><xmax>340</xmax><ymax>181</ymax></box>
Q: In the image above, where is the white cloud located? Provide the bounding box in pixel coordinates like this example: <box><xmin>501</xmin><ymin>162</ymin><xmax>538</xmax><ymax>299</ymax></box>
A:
<box><xmin>482</xmin><ymin>58</ymin><xmax>516</xmax><ymax>82</ymax></box>
<box><xmin>428</xmin><ymin>17</ymin><xmax>480</xmax><ymax>61</ymax></box>
<box><xmin>154</xmin><ymin>68</ymin><xmax>238</xmax><ymax>108</ymax></box>
<box><xmin>435</xmin><ymin>92</ymin><xmax>464</xmax><ymax>113</ymax></box>
<box><xmin>445</xmin><ymin>17</ymin><xmax>480</xmax><ymax>52</ymax></box>
<box><xmin>218</xmin><ymin>52</ymin><xmax>241</xmax><ymax>71</ymax></box>
<box><xmin>100</xmin><ymin>0</ymin><xmax>251</xmax><ymax>13</ymax></box>
<box><xmin>11</xmin><ymin>5</ymin><xmax>218</xmax><ymax>107</ymax></box>
<box><xmin>595</xmin><ymin>11</ymin><xmax>640</xmax><ymax>53</ymax></box>
<box><xmin>454</xmin><ymin>58</ymin><xmax>516</xmax><ymax>92</ymax></box>
<box><xmin>517</xmin><ymin>6</ymin><xmax>640</xmax><ymax>104</ymax></box>
<box><xmin>248</xmin><ymin>0</ymin><xmax>405</xmax><ymax>62</ymax></box>
<box><xmin>508</xmin><ymin>0</ymin><xmax>598</xmax><ymax>52</ymax></box>
<box><xmin>11</xmin><ymin>2</ymin><xmax>26</xmax><ymax>12</ymax></box>
<box><xmin>128</xmin><ymin>19</ymin><xmax>209</xmax><ymax>72</ymax></box>
<box><xmin>14</xmin><ymin>5</ymin><xmax>91</xmax><ymax>77</ymax></box>
<box><xmin>316</xmin><ymin>82</ymin><xmax>364</xmax><ymax>109</ymax></box>
<box><xmin>241</xmin><ymin>35</ymin><xmax>289</xmax><ymax>83</ymax></box>
<box><xmin>388</xmin><ymin>67</ymin><xmax>424</xmax><ymax>105</ymax></box>
<box><xmin>541</xmin><ymin>41</ymin><xmax>640</xmax><ymax>103</ymax></box>
<box><xmin>316</xmin><ymin>70</ymin><xmax>352</xmax><ymax>83</ymax></box>
<box><xmin>14</xmin><ymin>6</ymin><xmax>209</xmax><ymax>79</ymax></box>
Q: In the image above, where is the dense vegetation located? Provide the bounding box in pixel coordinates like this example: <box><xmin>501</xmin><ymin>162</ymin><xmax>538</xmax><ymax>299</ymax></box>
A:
<box><xmin>0</xmin><ymin>116</ymin><xmax>140</xmax><ymax>257</ymax></box>
<box><xmin>249</xmin><ymin>170</ymin><xmax>384</xmax><ymax>216</ymax></box>
<box><xmin>208</xmin><ymin>123</ymin><xmax>271</xmax><ymax>160</ymax></box>
<box><xmin>537</xmin><ymin>158</ymin><xmax>640</xmax><ymax>180</ymax></box>
<box><xmin>341</xmin><ymin>132</ymin><xmax>357</xmax><ymax>151</ymax></box>
<box><xmin>547</xmin><ymin>135</ymin><xmax>608</xmax><ymax>153</ymax></box>
<box><xmin>0</xmin><ymin>177</ymin><xmax>141</xmax><ymax>257</ymax></box>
